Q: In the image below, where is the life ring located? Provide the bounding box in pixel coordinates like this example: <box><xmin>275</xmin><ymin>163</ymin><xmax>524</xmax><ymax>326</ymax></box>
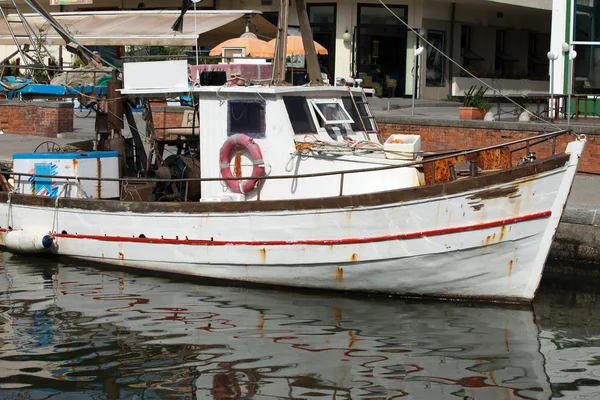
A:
<box><xmin>219</xmin><ymin>134</ymin><xmax>265</xmax><ymax>194</ymax></box>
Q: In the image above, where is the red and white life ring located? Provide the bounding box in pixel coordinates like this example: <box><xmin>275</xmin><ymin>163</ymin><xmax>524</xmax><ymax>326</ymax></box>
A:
<box><xmin>219</xmin><ymin>134</ymin><xmax>265</xmax><ymax>194</ymax></box>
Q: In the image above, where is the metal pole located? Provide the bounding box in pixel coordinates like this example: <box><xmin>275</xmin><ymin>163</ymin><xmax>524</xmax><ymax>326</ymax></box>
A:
<box><xmin>567</xmin><ymin>52</ymin><xmax>572</xmax><ymax>124</ymax></box>
<box><xmin>550</xmin><ymin>59</ymin><xmax>554</xmax><ymax>119</ymax></box>
<box><xmin>567</xmin><ymin>0</ymin><xmax>576</xmax><ymax>123</ymax></box>
<box><xmin>194</xmin><ymin>1</ymin><xmax>199</xmax><ymax>66</ymax></box>
<box><xmin>412</xmin><ymin>51</ymin><xmax>417</xmax><ymax>117</ymax></box>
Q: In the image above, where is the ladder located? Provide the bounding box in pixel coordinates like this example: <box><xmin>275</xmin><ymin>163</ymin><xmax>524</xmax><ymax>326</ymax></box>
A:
<box><xmin>0</xmin><ymin>0</ymin><xmax>55</xmax><ymax>81</ymax></box>
<box><xmin>346</xmin><ymin>86</ymin><xmax>382</xmax><ymax>143</ymax></box>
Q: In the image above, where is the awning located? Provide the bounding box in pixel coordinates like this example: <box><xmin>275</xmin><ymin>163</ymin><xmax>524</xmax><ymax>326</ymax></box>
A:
<box><xmin>0</xmin><ymin>10</ymin><xmax>277</xmax><ymax>46</ymax></box>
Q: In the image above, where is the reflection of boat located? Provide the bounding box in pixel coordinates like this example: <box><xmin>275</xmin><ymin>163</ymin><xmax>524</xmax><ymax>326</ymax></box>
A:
<box><xmin>0</xmin><ymin>255</ymin><xmax>552</xmax><ymax>399</ymax></box>
<box><xmin>534</xmin><ymin>279</ymin><xmax>600</xmax><ymax>398</ymax></box>
<box><xmin>0</xmin><ymin>0</ymin><xmax>586</xmax><ymax>304</ymax></box>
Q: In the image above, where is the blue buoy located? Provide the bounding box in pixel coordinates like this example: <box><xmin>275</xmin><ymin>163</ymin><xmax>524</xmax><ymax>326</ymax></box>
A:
<box><xmin>41</xmin><ymin>235</ymin><xmax>54</xmax><ymax>249</ymax></box>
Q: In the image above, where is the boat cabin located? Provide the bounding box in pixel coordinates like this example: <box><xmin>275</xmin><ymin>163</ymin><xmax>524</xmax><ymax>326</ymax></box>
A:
<box><xmin>120</xmin><ymin>60</ymin><xmax>424</xmax><ymax>202</ymax></box>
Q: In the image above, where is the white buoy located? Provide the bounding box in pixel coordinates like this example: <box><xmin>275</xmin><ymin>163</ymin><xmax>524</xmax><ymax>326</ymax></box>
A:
<box><xmin>4</xmin><ymin>230</ymin><xmax>54</xmax><ymax>253</ymax></box>
<box><xmin>518</xmin><ymin>111</ymin><xmax>531</xmax><ymax>122</ymax></box>
<box><xmin>484</xmin><ymin>111</ymin><xmax>496</xmax><ymax>121</ymax></box>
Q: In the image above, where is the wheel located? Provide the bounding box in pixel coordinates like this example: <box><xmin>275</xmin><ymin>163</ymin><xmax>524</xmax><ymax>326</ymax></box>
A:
<box><xmin>74</xmin><ymin>105</ymin><xmax>93</xmax><ymax>118</ymax></box>
<box><xmin>34</xmin><ymin>141</ymin><xmax>62</xmax><ymax>153</ymax></box>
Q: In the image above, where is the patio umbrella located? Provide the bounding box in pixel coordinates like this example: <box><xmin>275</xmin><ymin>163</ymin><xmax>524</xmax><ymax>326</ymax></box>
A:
<box><xmin>267</xmin><ymin>35</ymin><xmax>329</xmax><ymax>55</ymax></box>
<box><xmin>209</xmin><ymin>32</ymin><xmax>274</xmax><ymax>58</ymax></box>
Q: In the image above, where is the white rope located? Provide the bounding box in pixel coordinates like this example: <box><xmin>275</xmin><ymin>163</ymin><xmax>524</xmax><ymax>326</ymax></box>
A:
<box><xmin>51</xmin><ymin>184</ymin><xmax>69</xmax><ymax>234</ymax></box>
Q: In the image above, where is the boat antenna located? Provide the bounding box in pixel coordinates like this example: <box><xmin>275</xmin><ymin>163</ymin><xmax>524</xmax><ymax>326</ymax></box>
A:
<box><xmin>192</xmin><ymin>0</ymin><xmax>202</xmax><ymax>67</ymax></box>
<box><xmin>377</xmin><ymin>0</ymin><xmax>562</xmax><ymax>129</ymax></box>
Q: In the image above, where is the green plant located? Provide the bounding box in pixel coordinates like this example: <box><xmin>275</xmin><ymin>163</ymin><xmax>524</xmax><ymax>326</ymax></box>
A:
<box><xmin>462</xmin><ymin>85</ymin><xmax>492</xmax><ymax>111</ymax></box>
<box><xmin>1</xmin><ymin>59</ymin><xmax>20</xmax><ymax>77</ymax></box>
<box><xmin>33</xmin><ymin>68</ymin><xmax>49</xmax><ymax>83</ymax></box>
<box><xmin>73</xmin><ymin>57</ymin><xmax>85</xmax><ymax>67</ymax></box>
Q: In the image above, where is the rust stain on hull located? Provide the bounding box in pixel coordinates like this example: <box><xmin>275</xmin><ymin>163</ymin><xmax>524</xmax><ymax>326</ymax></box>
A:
<box><xmin>499</xmin><ymin>225</ymin><xmax>506</xmax><ymax>242</ymax></box>
<box><xmin>118</xmin><ymin>251</ymin><xmax>124</xmax><ymax>260</ymax></box>
<box><xmin>335</xmin><ymin>267</ymin><xmax>344</xmax><ymax>281</ymax></box>
<box><xmin>259</xmin><ymin>248</ymin><xmax>267</xmax><ymax>263</ymax></box>
<box><xmin>508</xmin><ymin>260</ymin><xmax>513</xmax><ymax>277</ymax></box>
<box><xmin>483</xmin><ymin>233</ymin><xmax>496</xmax><ymax>246</ymax></box>
<box><xmin>257</xmin><ymin>313</ymin><xmax>264</xmax><ymax>330</ymax></box>
<box><xmin>334</xmin><ymin>307</ymin><xmax>342</xmax><ymax>322</ymax></box>
<box><xmin>350</xmin><ymin>253</ymin><xmax>358</xmax><ymax>262</ymax></box>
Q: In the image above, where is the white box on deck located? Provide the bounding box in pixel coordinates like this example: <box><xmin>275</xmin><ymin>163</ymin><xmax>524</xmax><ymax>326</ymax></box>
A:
<box><xmin>384</xmin><ymin>134</ymin><xmax>422</xmax><ymax>160</ymax></box>
<box><xmin>123</xmin><ymin>60</ymin><xmax>189</xmax><ymax>91</ymax></box>
<box><xmin>12</xmin><ymin>152</ymin><xmax>120</xmax><ymax>199</ymax></box>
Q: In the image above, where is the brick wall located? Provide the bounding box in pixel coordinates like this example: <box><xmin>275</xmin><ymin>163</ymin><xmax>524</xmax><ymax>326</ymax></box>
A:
<box><xmin>151</xmin><ymin>106</ymin><xmax>188</xmax><ymax>139</ymax></box>
<box><xmin>380</xmin><ymin>123</ymin><xmax>599</xmax><ymax>174</ymax></box>
<box><xmin>0</xmin><ymin>101</ymin><xmax>73</xmax><ymax>137</ymax></box>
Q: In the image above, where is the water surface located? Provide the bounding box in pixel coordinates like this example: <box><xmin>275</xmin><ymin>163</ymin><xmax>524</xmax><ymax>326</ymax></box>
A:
<box><xmin>0</xmin><ymin>251</ymin><xmax>599</xmax><ymax>399</ymax></box>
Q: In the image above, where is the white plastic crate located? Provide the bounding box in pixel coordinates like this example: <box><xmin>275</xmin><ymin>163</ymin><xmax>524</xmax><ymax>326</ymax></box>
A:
<box><xmin>12</xmin><ymin>151</ymin><xmax>120</xmax><ymax>199</ymax></box>
<box><xmin>384</xmin><ymin>134</ymin><xmax>421</xmax><ymax>160</ymax></box>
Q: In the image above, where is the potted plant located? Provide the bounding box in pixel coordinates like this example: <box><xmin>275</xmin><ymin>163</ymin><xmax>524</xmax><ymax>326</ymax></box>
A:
<box><xmin>459</xmin><ymin>86</ymin><xmax>492</xmax><ymax>120</ymax></box>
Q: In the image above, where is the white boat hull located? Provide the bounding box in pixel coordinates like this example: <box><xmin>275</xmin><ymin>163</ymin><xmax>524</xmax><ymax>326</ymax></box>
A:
<box><xmin>0</xmin><ymin>140</ymin><xmax>585</xmax><ymax>303</ymax></box>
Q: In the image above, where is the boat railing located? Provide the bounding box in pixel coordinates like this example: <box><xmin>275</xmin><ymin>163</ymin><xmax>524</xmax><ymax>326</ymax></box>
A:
<box><xmin>2</xmin><ymin>129</ymin><xmax>577</xmax><ymax>200</ymax></box>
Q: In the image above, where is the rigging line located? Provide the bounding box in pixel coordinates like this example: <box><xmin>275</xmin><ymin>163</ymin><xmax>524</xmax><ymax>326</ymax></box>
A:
<box><xmin>377</xmin><ymin>0</ymin><xmax>566</xmax><ymax>132</ymax></box>
<box><xmin>20</xmin><ymin>0</ymin><xmax>120</xmax><ymax>71</ymax></box>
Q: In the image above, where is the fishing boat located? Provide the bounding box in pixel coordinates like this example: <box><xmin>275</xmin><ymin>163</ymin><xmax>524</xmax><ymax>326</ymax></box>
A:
<box><xmin>0</xmin><ymin>0</ymin><xmax>587</xmax><ymax>304</ymax></box>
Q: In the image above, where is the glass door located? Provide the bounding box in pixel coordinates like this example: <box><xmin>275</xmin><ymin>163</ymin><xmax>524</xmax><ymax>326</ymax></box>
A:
<box><xmin>357</xmin><ymin>4</ymin><xmax>408</xmax><ymax>97</ymax></box>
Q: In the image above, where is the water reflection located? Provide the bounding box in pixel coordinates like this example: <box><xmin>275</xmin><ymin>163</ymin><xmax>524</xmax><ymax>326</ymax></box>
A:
<box><xmin>1</xmin><ymin>252</ymin><xmax>596</xmax><ymax>399</ymax></box>
<box><xmin>534</xmin><ymin>276</ymin><xmax>600</xmax><ymax>399</ymax></box>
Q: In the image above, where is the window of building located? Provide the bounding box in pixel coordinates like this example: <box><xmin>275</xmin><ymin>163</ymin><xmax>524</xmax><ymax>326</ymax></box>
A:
<box><xmin>310</xmin><ymin>99</ymin><xmax>354</xmax><ymax>125</ymax></box>
<box><xmin>358</xmin><ymin>4</ymin><xmax>406</xmax><ymax>25</ymax></box>
<box><xmin>283</xmin><ymin>96</ymin><xmax>317</xmax><ymax>134</ymax></box>
<box><xmin>495</xmin><ymin>29</ymin><xmax>505</xmax><ymax>74</ymax></box>
<box><xmin>307</xmin><ymin>4</ymin><xmax>336</xmax><ymax>86</ymax></box>
<box><xmin>356</xmin><ymin>4</ymin><xmax>408</xmax><ymax>97</ymax></box>
<box><xmin>461</xmin><ymin>25</ymin><xmax>471</xmax><ymax>51</ymax></box>
<box><xmin>228</xmin><ymin>100</ymin><xmax>266</xmax><ymax>138</ymax></box>
<box><xmin>461</xmin><ymin>25</ymin><xmax>471</xmax><ymax>68</ymax></box>
<box><xmin>527</xmin><ymin>33</ymin><xmax>548</xmax><ymax>80</ymax></box>
<box><xmin>572</xmin><ymin>2</ymin><xmax>600</xmax><ymax>89</ymax></box>
<box><xmin>426</xmin><ymin>30</ymin><xmax>445</xmax><ymax>87</ymax></box>
<box><xmin>262</xmin><ymin>12</ymin><xmax>279</xmax><ymax>27</ymax></box>
<box><xmin>308</xmin><ymin>4</ymin><xmax>335</xmax><ymax>24</ymax></box>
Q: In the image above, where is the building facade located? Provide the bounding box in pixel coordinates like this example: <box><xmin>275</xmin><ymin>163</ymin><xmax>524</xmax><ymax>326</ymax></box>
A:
<box><xmin>3</xmin><ymin>0</ymin><xmax>553</xmax><ymax>100</ymax></box>
<box><xmin>551</xmin><ymin>0</ymin><xmax>600</xmax><ymax>99</ymax></box>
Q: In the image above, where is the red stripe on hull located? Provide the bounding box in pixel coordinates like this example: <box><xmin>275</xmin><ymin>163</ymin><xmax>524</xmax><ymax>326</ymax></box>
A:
<box><xmin>0</xmin><ymin>210</ymin><xmax>552</xmax><ymax>247</ymax></box>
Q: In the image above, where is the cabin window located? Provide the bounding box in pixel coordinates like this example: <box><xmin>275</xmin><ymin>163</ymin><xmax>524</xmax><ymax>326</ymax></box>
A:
<box><xmin>283</xmin><ymin>96</ymin><xmax>317</xmax><ymax>134</ymax></box>
<box><xmin>309</xmin><ymin>99</ymin><xmax>354</xmax><ymax>125</ymax></box>
<box><xmin>228</xmin><ymin>100</ymin><xmax>266</xmax><ymax>138</ymax></box>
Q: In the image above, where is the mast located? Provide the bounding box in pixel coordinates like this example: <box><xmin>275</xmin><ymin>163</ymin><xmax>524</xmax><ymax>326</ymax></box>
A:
<box><xmin>272</xmin><ymin>0</ymin><xmax>323</xmax><ymax>85</ymax></box>
<box><xmin>295</xmin><ymin>0</ymin><xmax>322</xmax><ymax>85</ymax></box>
<box><xmin>271</xmin><ymin>0</ymin><xmax>289</xmax><ymax>84</ymax></box>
